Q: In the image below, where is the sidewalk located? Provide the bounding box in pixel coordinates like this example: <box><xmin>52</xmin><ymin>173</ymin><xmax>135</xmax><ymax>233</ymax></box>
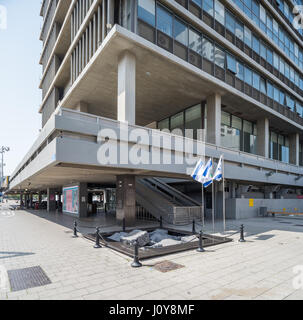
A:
<box><xmin>1</xmin><ymin>203</ymin><xmax>303</xmax><ymax>300</ymax></box>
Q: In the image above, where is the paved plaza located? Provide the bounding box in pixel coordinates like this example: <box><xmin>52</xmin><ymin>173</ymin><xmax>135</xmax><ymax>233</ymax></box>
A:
<box><xmin>0</xmin><ymin>201</ymin><xmax>303</xmax><ymax>300</ymax></box>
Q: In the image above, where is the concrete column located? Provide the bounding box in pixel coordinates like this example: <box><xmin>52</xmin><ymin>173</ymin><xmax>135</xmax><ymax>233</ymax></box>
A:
<box><xmin>47</xmin><ymin>188</ymin><xmax>57</xmax><ymax>212</ymax></box>
<box><xmin>20</xmin><ymin>193</ymin><xmax>23</xmax><ymax>207</ymax></box>
<box><xmin>116</xmin><ymin>175</ymin><xmax>136</xmax><ymax>226</ymax></box>
<box><xmin>79</xmin><ymin>183</ymin><xmax>88</xmax><ymax>218</ymax></box>
<box><xmin>289</xmin><ymin>133</ymin><xmax>300</xmax><ymax>166</ymax></box>
<box><xmin>206</xmin><ymin>93</ymin><xmax>221</xmax><ymax>145</ymax></box>
<box><xmin>257</xmin><ymin>118</ymin><xmax>269</xmax><ymax>158</ymax></box>
<box><xmin>102</xmin><ymin>0</ymin><xmax>106</xmax><ymax>41</ymax></box>
<box><xmin>38</xmin><ymin>192</ymin><xmax>42</xmax><ymax>205</ymax></box>
<box><xmin>117</xmin><ymin>51</ymin><xmax>136</xmax><ymax>125</ymax></box>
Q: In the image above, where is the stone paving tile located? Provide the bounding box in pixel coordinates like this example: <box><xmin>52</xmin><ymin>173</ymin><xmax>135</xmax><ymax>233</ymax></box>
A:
<box><xmin>1</xmin><ymin>203</ymin><xmax>303</xmax><ymax>300</ymax></box>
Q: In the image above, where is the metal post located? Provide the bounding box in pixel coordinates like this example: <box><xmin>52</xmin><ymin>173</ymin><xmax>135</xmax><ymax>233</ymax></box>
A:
<box><xmin>239</xmin><ymin>224</ymin><xmax>246</xmax><ymax>242</ymax></box>
<box><xmin>196</xmin><ymin>230</ymin><xmax>205</xmax><ymax>252</ymax></box>
<box><xmin>222</xmin><ymin>156</ymin><xmax>226</xmax><ymax>233</ymax></box>
<box><xmin>192</xmin><ymin>219</ymin><xmax>196</xmax><ymax>234</ymax></box>
<box><xmin>131</xmin><ymin>241</ymin><xmax>142</xmax><ymax>268</ymax></box>
<box><xmin>73</xmin><ymin>221</ymin><xmax>78</xmax><ymax>238</ymax></box>
<box><xmin>122</xmin><ymin>217</ymin><xmax>126</xmax><ymax>232</ymax></box>
<box><xmin>94</xmin><ymin>227</ymin><xmax>101</xmax><ymax>248</ymax></box>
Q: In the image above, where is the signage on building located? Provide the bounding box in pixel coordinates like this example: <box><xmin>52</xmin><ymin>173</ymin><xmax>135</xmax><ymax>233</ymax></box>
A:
<box><xmin>63</xmin><ymin>186</ymin><xmax>79</xmax><ymax>215</ymax></box>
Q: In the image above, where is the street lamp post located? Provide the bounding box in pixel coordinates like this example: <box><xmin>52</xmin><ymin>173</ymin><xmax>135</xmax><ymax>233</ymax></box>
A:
<box><xmin>0</xmin><ymin>146</ymin><xmax>10</xmax><ymax>202</ymax></box>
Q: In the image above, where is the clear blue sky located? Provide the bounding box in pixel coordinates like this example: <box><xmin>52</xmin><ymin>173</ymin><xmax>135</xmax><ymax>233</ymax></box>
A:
<box><xmin>0</xmin><ymin>0</ymin><xmax>42</xmax><ymax>176</ymax></box>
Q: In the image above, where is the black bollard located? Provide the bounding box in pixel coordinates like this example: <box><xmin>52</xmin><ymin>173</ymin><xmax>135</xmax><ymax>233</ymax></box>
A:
<box><xmin>122</xmin><ymin>218</ymin><xmax>126</xmax><ymax>233</ymax></box>
<box><xmin>196</xmin><ymin>230</ymin><xmax>205</xmax><ymax>252</ymax></box>
<box><xmin>94</xmin><ymin>227</ymin><xmax>102</xmax><ymax>248</ymax></box>
<box><xmin>192</xmin><ymin>219</ymin><xmax>196</xmax><ymax>234</ymax></box>
<box><xmin>239</xmin><ymin>224</ymin><xmax>246</xmax><ymax>242</ymax></box>
<box><xmin>73</xmin><ymin>221</ymin><xmax>78</xmax><ymax>238</ymax></box>
<box><xmin>160</xmin><ymin>216</ymin><xmax>163</xmax><ymax>229</ymax></box>
<box><xmin>131</xmin><ymin>241</ymin><xmax>142</xmax><ymax>268</ymax></box>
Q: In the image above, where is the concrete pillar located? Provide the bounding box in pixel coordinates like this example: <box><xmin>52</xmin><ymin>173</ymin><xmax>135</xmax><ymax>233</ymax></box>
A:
<box><xmin>289</xmin><ymin>133</ymin><xmax>300</xmax><ymax>166</ymax></box>
<box><xmin>116</xmin><ymin>175</ymin><xmax>136</xmax><ymax>226</ymax></box>
<box><xmin>257</xmin><ymin>118</ymin><xmax>269</xmax><ymax>158</ymax></box>
<box><xmin>47</xmin><ymin>188</ymin><xmax>57</xmax><ymax>212</ymax></box>
<box><xmin>206</xmin><ymin>93</ymin><xmax>221</xmax><ymax>145</ymax></box>
<box><xmin>79</xmin><ymin>183</ymin><xmax>88</xmax><ymax>218</ymax></box>
<box><xmin>118</xmin><ymin>51</ymin><xmax>136</xmax><ymax>125</ymax></box>
<box><xmin>29</xmin><ymin>193</ymin><xmax>33</xmax><ymax>209</ymax></box>
<box><xmin>20</xmin><ymin>193</ymin><xmax>23</xmax><ymax>207</ymax></box>
<box><xmin>38</xmin><ymin>192</ymin><xmax>42</xmax><ymax>205</ymax></box>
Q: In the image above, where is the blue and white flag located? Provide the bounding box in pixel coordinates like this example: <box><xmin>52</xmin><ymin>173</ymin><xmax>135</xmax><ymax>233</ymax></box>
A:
<box><xmin>202</xmin><ymin>158</ymin><xmax>213</xmax><ymax>188</ymax></box>
<box><xmin>191</xmin><ymin>159</ymin><xmax>204</xmax><ymax>183</ymax></box>
<box><xmin>213</xmin><ymin>156</ymin><xmax>223</xmax><ymax>182</ymax></box>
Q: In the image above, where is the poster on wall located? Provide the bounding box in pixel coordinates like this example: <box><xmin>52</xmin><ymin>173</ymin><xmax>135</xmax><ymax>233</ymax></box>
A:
<box><xmin>63</xmin><ymin>186</ymin><xmax>79</xmax><ymax>215</ymax></box>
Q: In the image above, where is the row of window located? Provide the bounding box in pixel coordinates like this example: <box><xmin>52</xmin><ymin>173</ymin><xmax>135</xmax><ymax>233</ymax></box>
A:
<box><xmin>226</xmin><ymin>52</ymin><xmax>303</xmax><ymax>116</ymax></box>
<box><xmin>271</xmin><ymin>0</ymin><xmax>303</xmax><ymax>40</ymax></box>
<box><xmin>231</xmin><ymin>0</ymin><xmax>303</xmax><ymax>69</ymax></box>
<box><xmin>172</xmin><ymin>0</ymin><xmax>303</xmax><ymax>94</ymax></box>
<box><xmin>137</xmin><ymin>0</ymin><xmax>303</xmax><ymax>121</ymax></box>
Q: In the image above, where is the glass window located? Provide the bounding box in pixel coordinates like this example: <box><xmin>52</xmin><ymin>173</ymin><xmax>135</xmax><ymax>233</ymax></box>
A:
<box><xmin>244</xmin><ymin>67</ymin><xmax>252</xmax><ymax>85</ymax></box>
<box><xmin>267</xmin><ymin>49</ymin><xmax>273</xmax><ymax>64</ymax></box>
<box><xmin>260</xmin><ymin>77</ymin><xmax>266</xmax><ymax>94</ymax></box>
<box><xmin>192</xmin><ymin>0</ymin><xmax>202</xmax><ymax>7</ymax></box>
<box><xmin>244</xmin><ymin>26</ymin><xmax>252</xmax><ymax>47</ymax></box>
<box><xmin>267</xmin><ymin>82</ymin><xmax>273</xmax><ymax>98</ymax></box>
<box><xmin>202</xmin><ymin>38</ymin><xmax>214</xmax><ymax>61</ymax></box>
<box><xmin>158</xmin><ymin>118</ymin><xmax>169</xmax><ymax>130</ymax></box>
<box><xmin>235</xmin><ymin>20</ymin><xmax>244</xmax><ymax>40</ymax></box>
<box><xmin>221</xmin><ymin>111</ymin><xmax>230</xmax><ymax>126</ymax></box>
<box><xmin>252</xmin><ymin>35</ymin><xmax>259</xmax><ymax>53</ymax></box>
<box><xmin>138</xmin><ymin>0</ymin><xmax>156</xmax><ymax>26</ymax></box>
<box><xmin>170</xmin><ymin>112</ymin><xmax>184</xmax><ymax>133</ymax></box>
<box><xmin>260</xmin><ymin>42</ymin><xmax>266</xmax><ymax>59</ymax></box>
<box><xmin>189</xmin><ymin>28</ymin><xmax>202</xmax><ymax>54</ymax></box>
<box><xmin>226</xmin><ymin>54</ymin><xmax>236</xmax><ymax>73</ymax></box>
<box><xmin>273</xmin><ymin>52</ymin><xmax>279</xmax><ymax>69</ymax></box>
<box><xmin>214</xmin><ymin>0</ymin><xmax>225</xmax><ymax>24</ymax></box>
<box><xmin>279</xmin><ymin>58</ymin><xmax>285</xmax><ymax>74</ymax></box>
<box><xmin>232</xmin><ymin>115</ymin><xmax>242</xmax><ymax>130</ymax></box>
<box><xmin>260</xmin><ymin>5</ymin><xmax>266</xmax><ymax>23</ymax></box>
<box><xmin>185</xmin><ymin>105</ymin><xmax>202</xmax><ymax>139</ymax></box>
<box><xmin>214</xmin><ymin>46</ymin><xmax>225</xmax><ymax>68</ymax></box>
<box><xmin>273</xmin><ymin>86</ymin><xmax>279</xmax><ymax>102</ymax></box>
<box><xmin>203</xmin><ymin>0</ymin><xmax>214</xmax><ymax>16</ymax></box>
<box><xmin>253</xmin><ymin>72</ymin><xmax>260</xmax><ymax>90</ymax></box>
<box><xmin>226</xmin><ymin>11</ymin><xmax>235</xmax><ymax>33</ymax></box>
<box><xmin>279</xmin><ymin>91</ymin><xmax>285</xmax><ymax>105</ymax></box>
<box><xmin>174</xmin><ymin>18</ymin><xmax>188</xmax><ymax>45</ymax></box>
<box><xmin>156</xmin><ymin>6</ymin><xmax>173</xmax><ymax>37</ymax></box>
<box><xmin>236</xmin><ymin>61</ymin><xmax>244</xmax><ymax>80</ymax></box>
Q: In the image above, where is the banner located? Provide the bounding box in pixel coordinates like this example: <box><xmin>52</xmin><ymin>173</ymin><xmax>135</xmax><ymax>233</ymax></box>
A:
<box><xmin>63</xmin><ymin>186</ymin><xmax>79</xmax><ymax>215</ymax></box>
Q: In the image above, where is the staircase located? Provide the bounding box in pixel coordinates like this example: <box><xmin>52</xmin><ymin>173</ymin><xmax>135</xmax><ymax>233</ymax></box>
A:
<box><xmin>136</xmin><ymin>178</ymin><xmax>202</xmax><ymax>225</ymax></box>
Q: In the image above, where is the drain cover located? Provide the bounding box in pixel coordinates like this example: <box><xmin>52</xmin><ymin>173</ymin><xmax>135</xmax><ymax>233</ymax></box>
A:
<box><xmin>154</xmin><ymin>261</ymin><xmax>184</xmax><ymax>273</ymax></box>
<box><xmin>8</xmin><ymin>266</ymin><xmax>51</xmax><ymax>292</ymax></box>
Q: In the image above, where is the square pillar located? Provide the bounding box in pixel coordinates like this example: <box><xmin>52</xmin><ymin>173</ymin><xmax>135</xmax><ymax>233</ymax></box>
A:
<box><xmin>257</xmin><ymin>118</ymin><xmax>269</xmax><ymax>158</ymax></box>
<box><xmin>206</xmin><ymin>93</ymin><xmax>221</xmax><ymax>145</ymax></box>
<box><xmin>289</xmin><ymin>133</ymin><xmax>299</xmax><ymax>166</ymax></box>
<box><xmin>117</xmin><ymin>51</ymin><xmax>136</xmax><ymax>125</ymax></box>
<box><xmin>116</xmin><ymin>175</ymin><xmax>136</xmax><ymax>226</ymax></box>
<box><xmin>78</xmin><ymin>183</ymin><xmax>88</xmax><ymax>218</ymax></box>
<box><xmin>47</xmin><ymin>188</ymin><xmax>57</xmax><ymax>212</ymax></box>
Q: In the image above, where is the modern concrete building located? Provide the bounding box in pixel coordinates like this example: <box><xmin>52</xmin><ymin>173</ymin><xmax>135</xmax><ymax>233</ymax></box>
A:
<box><xmin>8</xmin><ymin>0</ymin><xmax>303</xmax><ymax>223</ymax></box>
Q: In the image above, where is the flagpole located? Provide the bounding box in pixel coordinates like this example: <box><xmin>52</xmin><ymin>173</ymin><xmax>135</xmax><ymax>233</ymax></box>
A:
<box><xmin>201</xmin><ymin>186</ymin><xmax>204</xmax><ymax>227</ymax></box>
<box><xmin>212</xmin><ymin>157</ymin><xmax>215</xmax><ymax>233</ymax></box>
<box><xmin>222</xmin><ymin>155</ymin><xmax>226</xmax><ymax>233</ymax></box>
